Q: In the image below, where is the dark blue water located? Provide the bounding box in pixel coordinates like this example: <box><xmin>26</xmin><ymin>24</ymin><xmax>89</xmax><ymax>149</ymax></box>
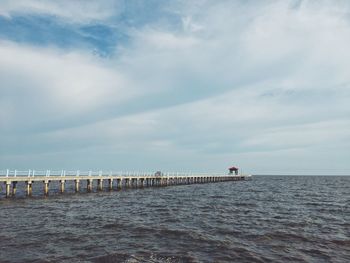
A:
<box><xmin>0</xmin><ymin>176</ymin><xmax>349</xmax><ymax>262</ymax></box>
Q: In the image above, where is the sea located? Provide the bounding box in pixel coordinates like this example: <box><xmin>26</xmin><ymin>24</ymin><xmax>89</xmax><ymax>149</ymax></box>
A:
<box><xmin>0</xmin><ymin>175</ymin><xmax>349</xmax><ymax>263</ymax></box>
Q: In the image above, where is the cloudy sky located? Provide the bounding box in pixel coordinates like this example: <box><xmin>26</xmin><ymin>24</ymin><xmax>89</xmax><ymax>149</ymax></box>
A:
<box><xmin>0</xmin><ymin>0</ymin><xmax>349</xmax><ymax>175</ymax></box>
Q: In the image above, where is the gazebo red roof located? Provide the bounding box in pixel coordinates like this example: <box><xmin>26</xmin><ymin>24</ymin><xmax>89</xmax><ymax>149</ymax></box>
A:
<box><xmin>229</xmin><ymin>166</ymin><xmax>239</xmax><ymax>171</ymax></box>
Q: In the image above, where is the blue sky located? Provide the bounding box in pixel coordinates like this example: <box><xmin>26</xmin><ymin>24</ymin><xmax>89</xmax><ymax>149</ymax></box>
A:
<box><xmin>0</xmin><ymin>0</ymin><xmax>350</xmax><ymax>175</ymax></box>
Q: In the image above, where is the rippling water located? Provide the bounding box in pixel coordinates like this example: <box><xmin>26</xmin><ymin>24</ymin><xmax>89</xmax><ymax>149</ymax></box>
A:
<box><xmin>0</xmin><ymin>176</ymin><xmax>349</xmax><ymax>262</ymax></box>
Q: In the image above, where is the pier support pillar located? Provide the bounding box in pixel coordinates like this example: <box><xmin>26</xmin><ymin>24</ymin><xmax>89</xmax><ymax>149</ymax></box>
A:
<box><xmin>97</xmin><ymin>179</ymin><xmax>103</xmax><ymax>191</ymax></box>
<box><xmin>87</xmin><ymin>179</ymin><xmax>93</xmax><ymax>192</ymax></box>
<box><xmin>5</xmin><ymin>182</ymin><xmax>11</xmax><ymax>197</ymax></box>
<box><xmin>26</xmin><ymin>181</ymin><xmax>33</xmax><ymax>196</ymax></box>
<box><xmin>75</xmin><ymin>180</ymin><xmax>80</xmax><ymax>192</ymax></box>
<box><xmin>12</xmin><ymin>181</ymin><xmax>17</xmax><ymax>196</ymax></box>
<box><xmin>44</xmin><ymin>181</ymin><xmax>49</xmax><ymax>195</ymax></box>
<box><xmin>108</xmin><ymin>179</ymin><xmax>113</xmax><ymax>190</ymax></box>
<box><xmin>60</xmin><ymin>180</ymin><xmax>65</xmax><ymax>193</ymax></box>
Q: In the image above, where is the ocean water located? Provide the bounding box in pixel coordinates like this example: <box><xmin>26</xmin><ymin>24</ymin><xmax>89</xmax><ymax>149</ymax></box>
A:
<box><xmin>0</xmin><ymin>176</ymin><xmax>349</xmax><ymax>263</ymax></box>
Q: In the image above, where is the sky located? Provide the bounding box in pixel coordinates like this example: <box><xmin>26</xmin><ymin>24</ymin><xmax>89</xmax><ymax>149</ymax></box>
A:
<box><xmin>0</xmin><ymin>0</ymin><xmax>350</xmax><ymax>175</ymax></box>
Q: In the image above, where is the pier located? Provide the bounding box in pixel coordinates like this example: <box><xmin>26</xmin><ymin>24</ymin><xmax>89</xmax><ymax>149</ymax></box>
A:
<box><xmin>0</xmin><ymin>170</ymin><xmax>251</xmax><ymax>198</ymax></box>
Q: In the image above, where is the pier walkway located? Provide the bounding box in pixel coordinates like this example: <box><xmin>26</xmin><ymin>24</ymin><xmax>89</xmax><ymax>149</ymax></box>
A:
<box><xmin>0</xmin><ymin>170</ymin><xmax>251</xmax><ymax>198</ymax></box>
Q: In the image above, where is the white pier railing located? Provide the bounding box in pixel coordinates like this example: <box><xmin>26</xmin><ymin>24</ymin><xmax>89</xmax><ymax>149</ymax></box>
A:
<box><xmin>0</xmin><ymin>169</ymin><xmax>233</xmax><ymax>178</ymax></box>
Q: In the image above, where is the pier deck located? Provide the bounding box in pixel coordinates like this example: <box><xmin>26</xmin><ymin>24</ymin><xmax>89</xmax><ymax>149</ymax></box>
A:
<box><xmin>0</xmin><ymin>170</ymin><xmax>251</xmax><ymax>198</ymax></box>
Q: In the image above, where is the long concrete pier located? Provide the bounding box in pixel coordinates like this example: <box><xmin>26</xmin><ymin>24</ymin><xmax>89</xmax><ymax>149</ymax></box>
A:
<box><xmin>0</xmin><ymin>170</ymin><xmax>251</xmax><ymax>198</ymax></box>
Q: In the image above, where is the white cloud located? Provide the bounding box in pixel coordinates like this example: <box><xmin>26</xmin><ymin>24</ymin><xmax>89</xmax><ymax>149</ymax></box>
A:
<box><xmin>1</xmin><ymin>0</ymin><xmax>350</xmax><ymax>174</ymax></box>
<box><xmin>140</xmin><ymin>30</ymin><xmax>199</xmax><ymax>50</ymax></box>
<box><xmin>0</xmin><ymin>41</ymin><xmax>137</xmax><ymax>131</ymax></box>
<box><xmin>0</xmin><ymin>0</ymin><xmax>119</xmax><ymax>23</ymax></box>
<box><xmin>241</xmin><ymin>120</ymin><xmax>350</xmax><ymax>149</ymax></box>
